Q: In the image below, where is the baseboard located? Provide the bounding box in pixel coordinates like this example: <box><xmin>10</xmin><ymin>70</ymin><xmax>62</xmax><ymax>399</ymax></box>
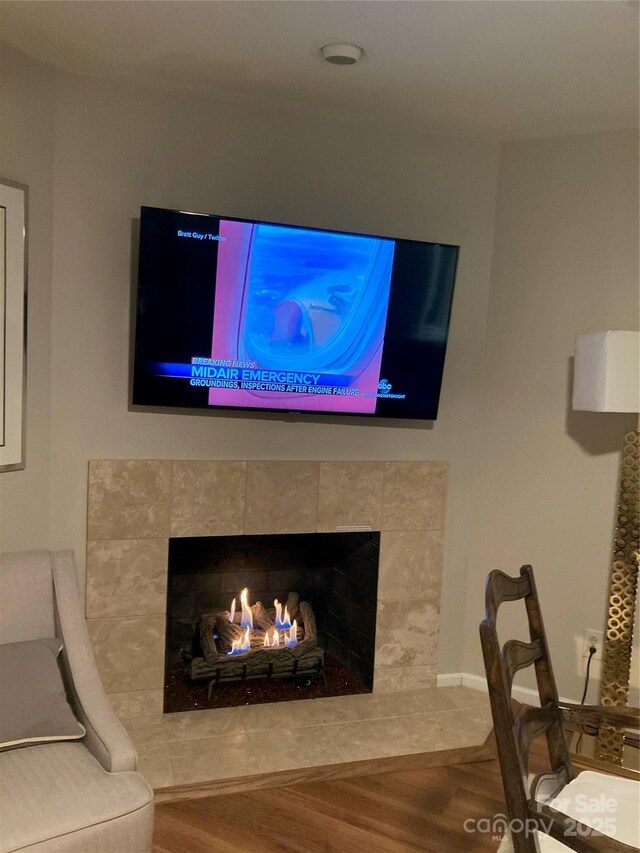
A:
<box><xmin>437</xmin><ymin>672</ymin><xmax>578</xmax><ymax>706</ymax></box>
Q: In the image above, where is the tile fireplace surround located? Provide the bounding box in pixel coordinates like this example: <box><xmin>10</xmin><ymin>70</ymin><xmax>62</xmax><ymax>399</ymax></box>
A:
<box><xmin>85</xmin><ymin>459</ymin><xmax>493</xmax><ymax>792</ymax></box>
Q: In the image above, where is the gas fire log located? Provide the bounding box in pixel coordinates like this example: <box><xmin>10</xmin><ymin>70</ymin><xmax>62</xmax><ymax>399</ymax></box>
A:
<box><xmin>207</xmin><ymin>612</ymin><xmax>304</xmax><ymax>657</ymax></box>
<box><xmin>213</xmin><ymin>623</ymin><xmax>304</xmax><ymax>656</ymax></box>
<box><xmin>190</xmin><ymin>645</ymin><xmax>324</xmax><ymax>682</ymax></box>
<box><xmin>284</xmin><ymin>591</ymin><xmax>300</xmax><ymax>622</ymax></box>
<box><xmin>199</xmin><ymin>613</ymin><xmax>219</xmax><ymax>662</ymax></box>
<box><xmin>194</xmin><ymin>596</ymin><xmax>321</xmax><ymax>683</ymax></box>
<box><xmin>298</xmin><ymin>600</ymin><xmax>315</xmax><ymax>638</ymax></box>
<box><xmin>286</xmin><ymin>601</ymin><xmax>317</xmax><ymax>658</ymax></box>
<box><xmin>251</xmin><ymin>601</ymin><xmax>275</xmax><ymax>632</ymax></box>
<box><xmin>213</xmin><ymin>615</ymin><xmax>244</xmax><ymax>653</ymax></box>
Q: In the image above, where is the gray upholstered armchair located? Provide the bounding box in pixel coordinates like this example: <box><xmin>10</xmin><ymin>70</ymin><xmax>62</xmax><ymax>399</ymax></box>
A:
<box><xmin>0</xmin><ymin>550</ymin><xmax>154</xmax><ymax>853</ymax></box>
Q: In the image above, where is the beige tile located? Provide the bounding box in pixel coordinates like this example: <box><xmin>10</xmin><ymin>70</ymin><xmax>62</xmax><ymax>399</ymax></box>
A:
<box><xmin>375</xmin><ymin>598</ymin><xmax>439</xmax><ymax>667</ymax></box>
<box><xmin>437</xmin><ymin>686</ymin><xmax>491</xmax><ymax>710</ymax></box>
<box><xmin>123</xmin><ymin>718</ymin><xmax>166</xmax><ymax>746</ymax></box>
<box><xmin>87</xmin><ymin>615</ymin><xmax>165</xmax><ymax>692</ymax></box>
<box><xmin>108</xmin><ymin>690</ymin><xmax>165</xmax><ymax>748</ymax></box>
<box><xmin>88</xmin><ymin>460</ymin><xmax>172</xmax><ymax>539</ymax></box>
<box><xmin>311</xmin><ymin>694</ymin><xmax>385</xmax><ymax>725</ymax></box>
<box><xmin>398</xmin><ymin>709</ymin><xmax>493</xmax><ymax>752</ymax></box>
<box><xmin>247</xmin><ymin>725</ymin><xmax>340</xmax><ymax>772</ymax></box>
<box><xmin>108</xmin><ymin>688</ymin><xmax>165</xmax><ymax>723</ymax></box>
<box><xmin>237</xmin><ymin>698</ymin><xmax>321</xmax><ymax>731</ymax></box>
<box><xmin>329</xmin><ymin>708</ymin><xmax>490</xmax><ymax>761</ymax></box>
<box><xmin>245</xmin><ymin>461</ymin><xmax>319</xmax><ymax>534</ymax></box>
<box><xmin>109</xmin><ymin>693</ymin><xmax>251</xmax><ymax>745</ymax></box>
<box><xmin>108</xmin><ymin>689</ymin><xmax>165</xmax><ymax>743</ymax></box>
<box><xmin>171</xmin><ymin>461</ymin><xmax>246</xmax><ymax>537</ymax></box>
<box><xmin>327</xmin><ymin>716</ymin><xmax>414</xmax><ymax>762</ymax></box>
<box><xmin>373</xmin><ymin>664</ymin><xmax>438</xmax><ymax>694</ymax></box>
<box><xmin>136</xmin><ymin>742</ymin><xmax>174</xmax><ymax>789</ymax></box>
<box><xmin>466</xmin><ymin>705</ymin><xmax>494</xmax><ymax>731</ymax></box>
<box><xmin>317</xmin><ymin>462</ymin><xmax>384</xmax><ymax>531</ymax></box>
<box><xmin>86</xmin><ymin>539</ymin><xmax>168</xmax><ymax>619</ymax></box>
<box><xmin>162</xmin><ymin>707</ymin><xmax>245</xmax><ymax>741</ymax></box>
<box><xmin>377</xmin><ymin>531</ymin><xmax>443</xmax><ymax>601</ymax></box>
<box><xmin>312</xmin><ymin>687</ymin><xmax>450</xmax><ymax>724</ymax></box>
<box><xmin>169</xmin><ymin>733</ymin><xmax>259</xmax><ymax>784</ymax></box>
<box><xmin>382</xmin><ymin>461</ymin><xmax>448</xmax><ymax>531</ymax></box>
<box><xmin>388</xmin><ymin>686</ymin><xmax>456</xmax><ymax>713</ymax></box>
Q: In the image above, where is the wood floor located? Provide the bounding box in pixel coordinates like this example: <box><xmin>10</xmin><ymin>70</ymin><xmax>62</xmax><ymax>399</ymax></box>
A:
<box><xmin>152</xmin><ymin>748</ymin><xmax>528</xmax><ymax>853</ymax></box>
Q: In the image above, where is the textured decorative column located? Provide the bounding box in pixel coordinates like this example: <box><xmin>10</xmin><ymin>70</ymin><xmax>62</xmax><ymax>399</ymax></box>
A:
<box><xmin>597</xmin><ymin>429</ymin><xmax>640</xmax><ymax>764</ymax></box>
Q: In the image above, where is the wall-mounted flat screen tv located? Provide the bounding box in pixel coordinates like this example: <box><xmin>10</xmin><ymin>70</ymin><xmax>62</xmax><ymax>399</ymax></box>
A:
<box><xmin>132</xmin><ymin>206</ymin><xmax>459</xmax><ymax>420</ymax></box>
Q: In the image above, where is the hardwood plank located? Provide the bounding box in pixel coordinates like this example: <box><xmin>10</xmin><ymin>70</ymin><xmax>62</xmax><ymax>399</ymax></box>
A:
<box><xmin>254</xmin><ymin>782</ymin><xmax>434</xmax><ymax>849</ymax></box>
<box><xmin>152</xmin><ymin>737</ymin><xmax>562</xmax><ymax>853</ymax></box>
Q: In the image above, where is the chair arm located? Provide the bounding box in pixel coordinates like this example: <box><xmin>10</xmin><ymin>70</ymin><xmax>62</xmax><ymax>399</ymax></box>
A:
<box><xmin>530</xmin><ymin>803</ymin><xmax>638</xmax><ymax>852</ymax></box>
<box><xmin>51</xmin><ymin>550</ymin><xmax>138</xmax><ymax>773</ymax></box>
<box><xmin>559</xmin><ymin>703</ymin><xmax>640</xmax><ymax>731</ymax></box>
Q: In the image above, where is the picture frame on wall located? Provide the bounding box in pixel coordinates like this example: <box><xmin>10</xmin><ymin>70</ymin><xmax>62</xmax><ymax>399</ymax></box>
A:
<box><xmin>0</xmin><ymin>179</ymin><xmax>28</xmax><ymax>472</ymax></box>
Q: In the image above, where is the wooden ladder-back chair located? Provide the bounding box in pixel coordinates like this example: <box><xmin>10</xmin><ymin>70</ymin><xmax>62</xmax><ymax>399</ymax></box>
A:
<box><xmin>480</xmin><ymin>564</ymin><xmax>639</xmax><ymax>853</ymax></box>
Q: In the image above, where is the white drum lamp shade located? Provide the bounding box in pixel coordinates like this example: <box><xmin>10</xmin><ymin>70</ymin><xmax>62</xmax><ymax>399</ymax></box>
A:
<box><xmin>572</xmin><ymin>331</ymin><xmax>640</xmax><ymax>413</ymax></box>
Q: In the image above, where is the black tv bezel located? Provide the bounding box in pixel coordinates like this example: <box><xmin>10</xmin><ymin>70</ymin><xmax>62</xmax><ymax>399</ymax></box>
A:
<box><xmin>131</xmin><ymin>205</ymin><xmax>460</xmax><ymax>422</ymax></box>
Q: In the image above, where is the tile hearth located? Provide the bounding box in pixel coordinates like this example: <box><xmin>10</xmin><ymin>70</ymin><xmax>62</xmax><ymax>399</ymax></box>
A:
<box><xmin>111</xmin><ymin>685</ymin><xmax>493</xmax><ymax>790</ymax></box>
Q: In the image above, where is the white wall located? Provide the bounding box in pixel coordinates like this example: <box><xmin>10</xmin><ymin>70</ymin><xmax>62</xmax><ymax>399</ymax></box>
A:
<box><xmin>3</xmin><ymin>47</ymin><xmax>637</xmax><ymax>693</ymax></box>
<box><xmin>464</xmin><ymin>130</ymin><xmax>639</xmax><ymax>702</ymax></box>
<box><xmin>2</xmin><ymin>51</ymin><xmax>500</xmax><ymax>675</ymax></box>
<box><xmin>0</xmin><ymin>47</ymin><xmax>55</xmax><ymax>550</ymax></box>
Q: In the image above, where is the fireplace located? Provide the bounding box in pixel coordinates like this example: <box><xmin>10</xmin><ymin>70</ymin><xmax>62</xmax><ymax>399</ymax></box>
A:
<box><xmin>165</xmin><ymin>532</ymin><xmax>380</xmax><ymax>711</ymax></box>
<box><xmin>86</xmin><ymin>457</ymin><xmax>447</xmax><ymax>735</ymax></box>
<box><xmin>82</xmin><ymin>459</ymin><xmax>495</xmax><ymax>792</ymax></box>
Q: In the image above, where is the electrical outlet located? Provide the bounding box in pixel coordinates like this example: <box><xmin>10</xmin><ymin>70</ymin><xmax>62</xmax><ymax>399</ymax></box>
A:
<box><xmin>582</xmin><ymin>629</ymin><xmax>604</xmax><ymax>661</ymax></box>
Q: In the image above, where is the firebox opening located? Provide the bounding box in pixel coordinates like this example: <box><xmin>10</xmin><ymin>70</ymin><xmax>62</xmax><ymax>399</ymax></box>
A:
<box><xmin>165</xmin><ymin>531</ymin><xmax>380</xmax><ymax>712</ymax></box>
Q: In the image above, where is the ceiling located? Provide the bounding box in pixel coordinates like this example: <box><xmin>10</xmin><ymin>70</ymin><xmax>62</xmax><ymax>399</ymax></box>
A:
<box><xmin>1</xmin><ymin>0</ymin><xmax>638</xmax><ymax>140</ymax></box>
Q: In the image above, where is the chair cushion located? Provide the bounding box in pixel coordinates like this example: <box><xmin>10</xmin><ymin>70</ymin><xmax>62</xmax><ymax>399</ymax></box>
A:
<box><xmin>0</xmin><ymin>741</ymin><xmax>153</xmax><ymax>853</ymax></box>
<box><xmin>548</xmin><ymin>770</ymin><xmax>639</xmax><ymax>848</ymax></box>
<box><xmin>0</xmin><ymin>639</ymin><xmax>85</xmax><ymax>750</ymax></box>
<box><xmin>497</xmin><ymin>769</ymin><xmax>640</xmax><ymax>852</ymax></box>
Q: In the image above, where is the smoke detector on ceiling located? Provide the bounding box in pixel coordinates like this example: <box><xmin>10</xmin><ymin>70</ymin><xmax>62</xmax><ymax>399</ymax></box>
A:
<box><xmin>320</xmin><ymin>43</ymin><xmax>363</xmax><ymax>65</ymax></box>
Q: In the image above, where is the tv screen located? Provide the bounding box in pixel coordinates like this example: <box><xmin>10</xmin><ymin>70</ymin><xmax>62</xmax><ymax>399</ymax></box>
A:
<box><xmin>132</xmin><ymin>206</ymin><xmax>459</xmax><ymax>420</ymax></box>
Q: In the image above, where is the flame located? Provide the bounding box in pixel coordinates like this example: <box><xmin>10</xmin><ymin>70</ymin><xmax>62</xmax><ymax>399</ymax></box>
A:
<box><xmin>285</xmin><ymin>619</ymin><xmax>298</xmax><ymax>648</ymax></box>
<box><xmin>274</xmin><ymin>599</ymin><xmax>291</xmax><ymax>629</ymax></box>
<box><xmin>262</xmin><ymin>628</ymin><xmax>281</xmax><ymax>648</ymax></box>
<box><xmin>226</xmin><ymin>592</ymin><xmax>300</xmax><ymax>653</ymax></box>
<box><xmin>240</xmin><ymin>588</ymin><xmax>253</xmax><ymax>628</ymax></box>
<box><xmin>262</xmin><ymin>628</ymin><xmax>280</xmax><ymax>649</ymax></box>
<box><xmin>227</xmin><ymin>626</ymin><xmax>251</xmax><ymax>656</ymax></box>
